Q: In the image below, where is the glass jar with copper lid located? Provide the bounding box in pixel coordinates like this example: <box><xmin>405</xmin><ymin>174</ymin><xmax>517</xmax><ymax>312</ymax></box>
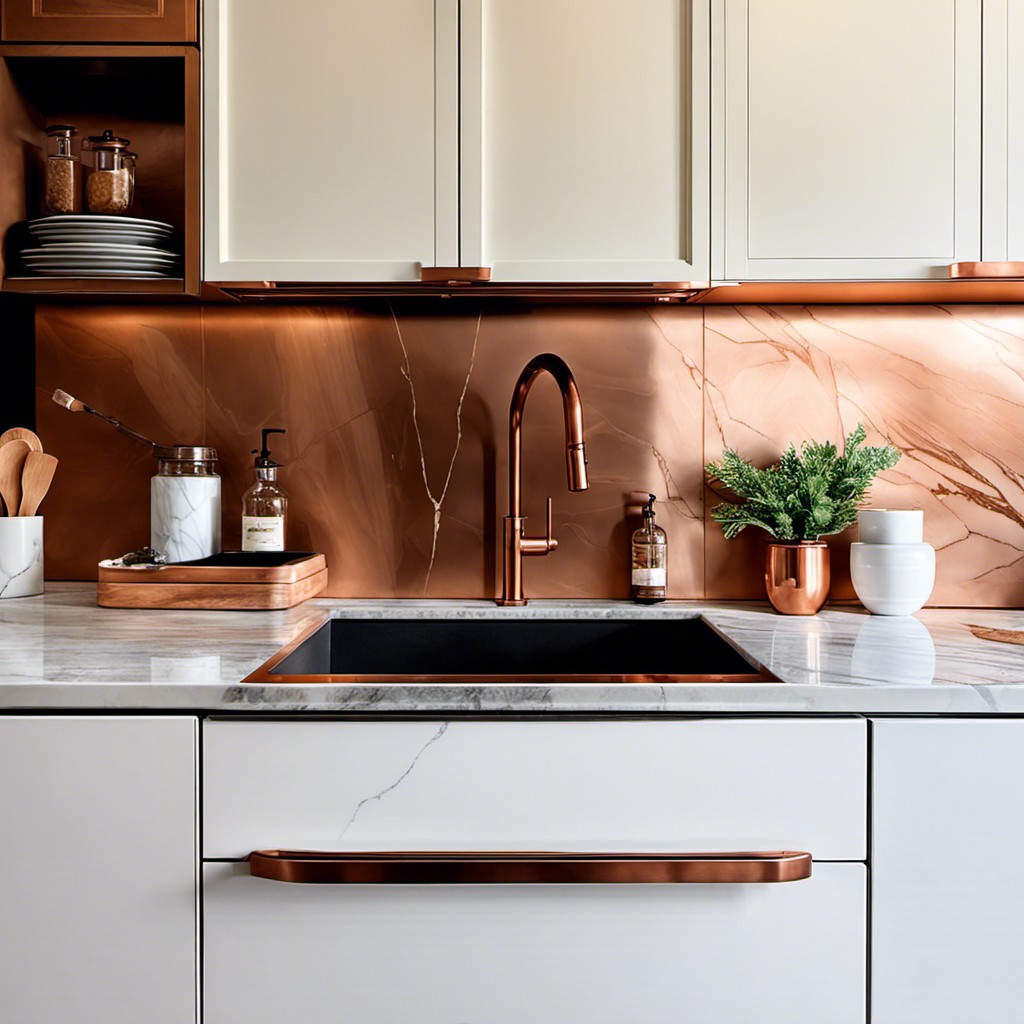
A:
<box><xmin>43</xmin><ymin>124</ymin><xmax>81</xmax><ymax>215</ymax></box>
<box><xmin>82</xmin><ymin>129</ymin><xmax>136</xmax><ymax>214</ymax></box>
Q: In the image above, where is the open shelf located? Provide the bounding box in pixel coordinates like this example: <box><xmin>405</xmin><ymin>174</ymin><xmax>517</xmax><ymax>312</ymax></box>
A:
<box><xmin>0</xmin><ymin>44</ymin><xmax>199</xmax><ymax>295</ymax></box>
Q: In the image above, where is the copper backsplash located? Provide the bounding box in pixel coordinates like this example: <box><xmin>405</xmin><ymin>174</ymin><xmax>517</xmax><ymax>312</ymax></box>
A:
<box><xmin>34</xmin><ymin>302</ymin><xmax>1024</xmax><ymax>605</ymax></box>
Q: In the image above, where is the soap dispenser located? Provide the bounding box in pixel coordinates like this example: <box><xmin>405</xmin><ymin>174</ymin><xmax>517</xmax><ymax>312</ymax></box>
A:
<box><xmin>631</xmin><ymin>493</ymin><xmax>667</xmax><ymax>603</ymax></box>
<box><xmin>242</xmin><ymin>428</ymin><xmax>288</xmax><ymax>552</ymax></box>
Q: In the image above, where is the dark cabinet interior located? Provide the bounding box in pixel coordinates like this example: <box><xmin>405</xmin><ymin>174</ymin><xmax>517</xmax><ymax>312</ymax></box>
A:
<box><xmin>0</xmin><ymin>44</ymin><xmax>199</xmax><ymax>294</ymax></box>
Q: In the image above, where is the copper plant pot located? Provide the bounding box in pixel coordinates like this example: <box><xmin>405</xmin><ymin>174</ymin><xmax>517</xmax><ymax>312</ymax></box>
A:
<box><xmin>765</xmin><ymin>541</ymin><xmax>830</xmax><ymax>615</ymax></box>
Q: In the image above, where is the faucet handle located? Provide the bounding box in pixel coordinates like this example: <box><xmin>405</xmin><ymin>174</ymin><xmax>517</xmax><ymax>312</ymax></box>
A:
<box><xmin>544</xmin><ymin>497</ymin><xmax>558</xmax><ymax>552</ymax></box>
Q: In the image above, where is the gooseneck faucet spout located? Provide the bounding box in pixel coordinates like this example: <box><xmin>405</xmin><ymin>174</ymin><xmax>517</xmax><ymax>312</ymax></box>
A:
<box><xmin>498</xmin><ymin>353</ymin><xmax>589</xmax><ymax>606</ymax></box>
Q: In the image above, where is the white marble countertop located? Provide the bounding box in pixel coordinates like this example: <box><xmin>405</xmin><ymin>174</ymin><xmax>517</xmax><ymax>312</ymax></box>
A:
<box><xmin>1</xmin><ymin>583</ymin><xmax>1022</xmax><ymax>713</ymax></box>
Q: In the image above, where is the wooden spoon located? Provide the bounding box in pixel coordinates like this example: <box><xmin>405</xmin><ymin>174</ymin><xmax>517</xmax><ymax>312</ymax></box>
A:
<box><xmin>0</xmin><ymin>427</ymin><xmax>42</xmax><ymax>452</ymax></box>
<box><xmin>18</xmin><ymin>451</ymin><xmax>58</xmax><ymax>517</ymax></box>
<box><xmin>0</xmin><ymin>439</ymin><xmax>31</xmax><ymax>516</ymax></box>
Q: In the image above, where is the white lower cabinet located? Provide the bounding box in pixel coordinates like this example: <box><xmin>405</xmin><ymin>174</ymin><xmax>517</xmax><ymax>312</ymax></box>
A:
<box><xmin>204</xmin><ymin>860</ymin><xmax>865</xmax><ymax>1024</ymax></box>
<box><xmin>203</xmin><ymin>718</ymin><xmax>867</xmax><ymax>1023</ymax></box>
<box><xmin>0</xmin><ymin>716</ymin><xmax>198</xmax><ymax>1024</ymax></box>
<box><xmin>871</xmin><ymin>718</ymin><xmax>1024</xmax><ymax>1024</ymax></box>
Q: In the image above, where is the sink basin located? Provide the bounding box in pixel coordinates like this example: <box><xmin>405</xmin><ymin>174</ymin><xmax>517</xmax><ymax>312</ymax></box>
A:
<box><xmin>244</xmin><ymin>616</ymin><xmax>776</xmax><ymax>684</ymax></box>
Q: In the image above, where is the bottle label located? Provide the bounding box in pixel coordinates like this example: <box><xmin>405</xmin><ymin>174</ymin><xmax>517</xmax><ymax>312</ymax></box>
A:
<box><xmin>242</xmin><ymin>516</ymin><xmax>284</xmax><ymax>552</ymax></box>
<box><xmin>631</xmin><ymin>567</ymin><xmax>666</xmax><ymax>587</ymax></box>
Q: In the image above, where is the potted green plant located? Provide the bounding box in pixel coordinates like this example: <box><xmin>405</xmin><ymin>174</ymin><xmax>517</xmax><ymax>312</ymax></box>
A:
<box><xmin>705</xmin><ymin>424</ymin><xmax>901</xmax><ymax>614</ymax></box>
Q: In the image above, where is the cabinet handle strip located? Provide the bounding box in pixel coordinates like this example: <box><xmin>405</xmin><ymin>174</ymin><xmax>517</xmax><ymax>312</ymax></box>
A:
<box><xmin>247</xmin><ymin>850</ymin><xmax>812</xmax><ymax>885</ymax></box>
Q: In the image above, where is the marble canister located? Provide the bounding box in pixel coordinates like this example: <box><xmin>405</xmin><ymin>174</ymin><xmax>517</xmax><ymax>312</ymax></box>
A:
<box><xmin>0</xmin><ymin>516</ymin><xmax>44</xmax><ymax>598</ymax></box>
<box><xmin>150</xmin><ymin>445</ymin><xmax>221</xmax><ymax>563</ymax></box>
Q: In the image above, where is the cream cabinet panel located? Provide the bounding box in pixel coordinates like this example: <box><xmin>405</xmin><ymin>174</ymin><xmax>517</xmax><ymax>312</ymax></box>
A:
<box><xmin>982</xmin><ymin>0</ymin><xmax>1024</xmax><ymax>260</ymax></box>
<box><xmin>872</xmin><ymin>718</ymin><xmax>1024</xmax><ymax>1023</ymax></box>
<box><xmin>461</xmin><ymin>0</ymin><xmax>709</xmax><ymax>282</ymax></box>
<box><xmin>715</xmin><ymin>0</ymin><xmax>981</xmax><ymax>280</ymax></box>
<box><xmin>0</xmin><ymin>716</ymin><xmax>197</xmax><ymax>1024</ymax></box>
<box><xmin>204</xmin><ymin>0</ymin><xmax>458</xmax><ymax>281</ymax></box>
<box><xmin>205</xmin><ymin>861</ymin><xmax>865</xmax><ymax>1024</ymax></box>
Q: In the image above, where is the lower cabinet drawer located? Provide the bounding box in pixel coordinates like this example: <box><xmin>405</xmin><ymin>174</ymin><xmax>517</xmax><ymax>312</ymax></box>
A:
<box><xmin>204</xmin><ymin>860</ymin><xmax>866</xmax><ymax>1024</ymax></box>
<box><xmin>204</xmin><ymin>718</ymin><xmax>867</xmax><ymax>859</ymax></box>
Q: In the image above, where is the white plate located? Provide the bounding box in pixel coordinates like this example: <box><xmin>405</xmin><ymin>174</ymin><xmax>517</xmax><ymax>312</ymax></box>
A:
<box><xmin>23</xmin><ymin>264</ymin><xmax>180</xmax><ymax>276</ymax></box>
<box><xmin>23</xmin><ymin>268</ymin><xmax>175</xmax><ymax>278</ymax></box>
<box><xmin>28</xmin><ymin>215</ymin><xmax>175</xmax><ymax>231</ymax></box>
<box><xmin>30</xmin><ymin>227</ymin><xmax>174</xmax><ymax>238</ymax></box>
<box><xmin>22</xmin><ymin>244</ymin><xmax>179</xmax><ymax>257</ymax></box>
<box><xmin>23</xmin><ymin>252</ymin><xmax>179</xmax><ymax>263</ymax></box>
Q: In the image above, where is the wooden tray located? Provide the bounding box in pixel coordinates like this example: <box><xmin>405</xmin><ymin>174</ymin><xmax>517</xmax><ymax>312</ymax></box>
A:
<box><xmin>97</xmin><ymin>551</ymin><xmax>328</xmax><ymax>610</ymax></box>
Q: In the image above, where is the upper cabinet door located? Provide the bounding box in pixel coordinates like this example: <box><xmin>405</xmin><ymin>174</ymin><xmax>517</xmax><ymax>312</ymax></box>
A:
<box><xmin>715</xmin><ymin>0</ymin><xmax>982</xmax><ymax>281</ymax></box>
<box><xmin>982</xmin><ymin>0</ymin><xmax>1024</xmax><ymax>261</ymax></box>
<box><xmin>460</xmin><ymin>0</ymin><xmax>709</xmax><ymax>283</ymax></box>
<box><xmin>203</xmin><ymin>0</ymin><xmax>458</xmax><ymax>283</ymax></box>
<box><xmin>2</xmin><ymin>0</ymin><xmax>196</xmax><ymax>42</ymax></box>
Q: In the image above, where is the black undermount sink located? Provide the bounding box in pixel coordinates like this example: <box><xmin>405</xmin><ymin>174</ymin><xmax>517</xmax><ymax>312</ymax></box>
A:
<box><xmin>244</xmin><ymin>617</ymin><xmax>776</xmax><ymax>684</ymax></box>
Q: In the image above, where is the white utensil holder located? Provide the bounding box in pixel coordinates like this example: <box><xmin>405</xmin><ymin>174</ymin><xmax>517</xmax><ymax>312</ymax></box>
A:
<box><xmin>0</xmin><ymin>516</ymin><xmax>44</xmax><ymax>599</ymax></box>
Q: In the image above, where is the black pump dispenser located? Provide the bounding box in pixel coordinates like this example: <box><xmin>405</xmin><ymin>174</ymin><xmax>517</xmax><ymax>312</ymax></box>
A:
<box><xmin>252</xmin><ymin>427</ymin><xmax>286</xmax><ymax>469</ymax></box>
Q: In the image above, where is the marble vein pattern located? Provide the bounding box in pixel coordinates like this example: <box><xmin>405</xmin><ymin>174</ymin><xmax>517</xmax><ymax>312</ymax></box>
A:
<box><xmin>33</xmin><ymin>302</ymin><xmax>1024</xmax><ymax>605</ymax></box>
<box><xmin>391</xmin><ymin>305</ymin><xmax>480</xmax><ymax>594</ymax></box>
<box><xmin>4</xmin><ymin>585</ymin><xmax>1024</xmax><ymax>714</ymax></box>
<box><xmin>150</xmin><ymin>474</ymin><xmax>222</xmax><ymax>562</ymax></box>
<box><xmin>0</xmin><ymin>520</ymin><xmax>43</xmax><ymax>599</ymax></box>
<box><xmin>340</xmin><ymin>721</ymin><xmax>449</xmax><ymax>840</ymax></box>
<box><xmin>704</xmin><ymin>305</ymin><xmax>1024</xmax><ymax>605</ymax></box>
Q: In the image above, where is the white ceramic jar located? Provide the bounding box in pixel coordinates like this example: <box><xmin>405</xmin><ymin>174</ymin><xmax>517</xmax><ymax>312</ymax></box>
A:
<box><xmin>850</xmin><ymin>509</ymin><xmax>935</xmax><ymax>616</ymax></box>
<box><xmin>0</xmin><ymin>516</ymin><xmax>44</xmax><ymax>599</ymax></box>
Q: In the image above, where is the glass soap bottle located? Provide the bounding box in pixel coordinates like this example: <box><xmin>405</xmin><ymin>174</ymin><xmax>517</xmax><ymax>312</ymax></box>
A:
<box><xmin>242</xmin><ymin>428</ymin><xmax>288</xmax><ymax>552</ymax></box>
<box><xmin>44</xmin><ymin>125</ymin><xmax>81</xmax><ymax>214</ymax></box>
<box><xmin>631</xmin><ymin>493</ymin><xmax>667</xmax><ymax>603</ymax></box>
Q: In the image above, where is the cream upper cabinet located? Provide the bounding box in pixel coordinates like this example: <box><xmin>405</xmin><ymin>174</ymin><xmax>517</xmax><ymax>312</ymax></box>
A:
<box><xmin>713</xmin><ymin>0</ymin><xmax>982</xmax><ymax>280</ymax></box>
<box><xmin>982</xmin><ymin>0</ymin><xmax>1024</xmax><ymax>261</ymax></box>
<box><xmin>204</xmin><ymin>0</ymin><xmax>708</xmax><ymax>284</ymax></box>
<box><xmin>460</xmin><ymin>0</ymin><xmax>709</xmax><ymax>283</ymax></box>
<box><xmin>203</xmin><ymin>0</ymin><xmax>459</xmax><ymax>282</ymax></box>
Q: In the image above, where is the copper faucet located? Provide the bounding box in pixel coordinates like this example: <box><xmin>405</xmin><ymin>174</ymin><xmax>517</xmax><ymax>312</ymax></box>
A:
<box><xmin>497</xmin><ymin>353</ymin><xmax>588</xmax><ymax>606</ymax></box>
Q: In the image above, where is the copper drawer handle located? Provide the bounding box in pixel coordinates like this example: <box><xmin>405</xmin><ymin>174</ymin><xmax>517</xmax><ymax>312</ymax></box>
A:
<box><xmin>248</xmin><ymin>850</ymin><xmax>812</xmax><ymax>885</ymax></box>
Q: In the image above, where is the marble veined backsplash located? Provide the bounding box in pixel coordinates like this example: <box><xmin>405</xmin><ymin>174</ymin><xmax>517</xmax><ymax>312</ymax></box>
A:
<box><xmin>34</xmin><ymin>303</ymin><xmax>1024</xmax><ymax>605</ymax></box>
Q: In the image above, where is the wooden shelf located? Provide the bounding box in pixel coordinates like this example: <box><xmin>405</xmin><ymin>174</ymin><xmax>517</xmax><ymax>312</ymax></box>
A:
<box><xmin>0</xmin><ymin>44</ymin><xmax>199</xmax><ymax>296</ymax></box>
<box><xmin>4</xmin><ymin>276</ymin><xmax>185</xmax><ymax>294</ymax></box>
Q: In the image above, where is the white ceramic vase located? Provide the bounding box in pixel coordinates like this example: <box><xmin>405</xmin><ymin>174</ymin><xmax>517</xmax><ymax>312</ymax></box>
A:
<box><xmin>850</xmin><ymin>509</ymin><xmax>935</xmax><ymax>616</ymax></box>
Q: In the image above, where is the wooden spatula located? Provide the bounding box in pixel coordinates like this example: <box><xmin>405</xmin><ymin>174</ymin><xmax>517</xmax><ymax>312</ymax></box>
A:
<box><xmin>0</xmin><ymin>427</ymin><xmax>42</xmax><ymax>452</ymax></box>
<box><xmin>18</xmin><ymin>451</ymin><xmax>58</xmax><ymax>516</ymax></box>
<box><xmin>0</xmin><ymin>439</ymin><xmax>31</xmax><ymax>515</ymax></box>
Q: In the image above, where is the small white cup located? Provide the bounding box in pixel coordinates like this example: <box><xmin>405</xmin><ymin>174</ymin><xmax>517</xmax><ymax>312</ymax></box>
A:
<box><xmin>0</xmin><ymin>516</ymin><xmax>44</xmax><ymax>599</ymax></box>
<box><xmin>857</xmin><ymin>508</ymin><xmax>923</xmax><ymax>545</ymax></box>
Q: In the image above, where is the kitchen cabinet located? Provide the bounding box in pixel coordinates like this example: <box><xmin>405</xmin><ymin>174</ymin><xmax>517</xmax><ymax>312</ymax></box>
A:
<box><xmin>982</xmin><ymin>0</ymin><xmax>1024</xmax><ymax>261</ymax></box>
<box><xmin>713</xmin><ymin>0</ymin><xmax>982</xmax><ymax>281</ymax></box>
<box><xmin>2</xmin><ymin>0</ymin><xmax>196</xmax><ymax>44</ymax></box>
<box><xmin>871</xmin><ymin>718</ymin><xmax>1024</xmax><ymax>1024</ymax></box>
<box><xmin>0</xmin><ymin>45</ymin><xmax>201</xmax><ymax>295</ymax></box>
<box><xmin>0</xmin><ymin>716</ymin><xmax>198</xmax><ymax>1024</ymax></box>
<box><xmin>203</xmin><ymin>0</ymin><xmax>708</xmax><ymax>284</ymax></box>
<box><xmin>203</xmin><ymin>718</ymin><xmax>867</xmax><ymax>1023</ymax></box>
<box><xmin>460</xmin><ymin>0</ymin><xmax>708</xmax><ymax>283</ymax></box>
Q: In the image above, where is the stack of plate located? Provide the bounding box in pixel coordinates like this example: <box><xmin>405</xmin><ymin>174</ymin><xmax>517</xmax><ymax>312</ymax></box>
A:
<box><xmin>18</xmin><ymin>215</ymin><xmax>181</xmax><ymax>278</ymax></box>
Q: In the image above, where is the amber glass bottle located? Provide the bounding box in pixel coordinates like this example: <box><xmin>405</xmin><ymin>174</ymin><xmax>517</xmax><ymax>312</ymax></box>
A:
<box><xmin>631</xmin><ymin>494</ymin><xmax>667</xmax><ymax>602</ymax></box>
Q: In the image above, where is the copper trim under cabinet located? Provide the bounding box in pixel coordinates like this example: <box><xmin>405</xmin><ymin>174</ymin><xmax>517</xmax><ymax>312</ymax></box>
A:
<box><xmin>248</xmin><ymin>850</ymin><xmax>813</xmax><ymax>885</ymax></box>
<box><xmin>420</xmin><ymin>266</ymin><xmax>492</xmax><ymax>283</ymax></box>
<box><xmin>948</xmin><ymin>261</ymin><xmax>1024</xmax><ymax>280</ymax></box>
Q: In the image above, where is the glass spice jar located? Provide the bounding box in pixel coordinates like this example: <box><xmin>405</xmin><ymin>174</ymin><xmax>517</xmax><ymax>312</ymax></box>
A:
<box><xmin>44</xmin><ymin>124</ymin><xmax>81</xmax><ymax>215</ymax></box>
<box><xmin>82</xmin><ymin>129</ymin><xmax>136</xmax><ymax>214</ymax></box>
